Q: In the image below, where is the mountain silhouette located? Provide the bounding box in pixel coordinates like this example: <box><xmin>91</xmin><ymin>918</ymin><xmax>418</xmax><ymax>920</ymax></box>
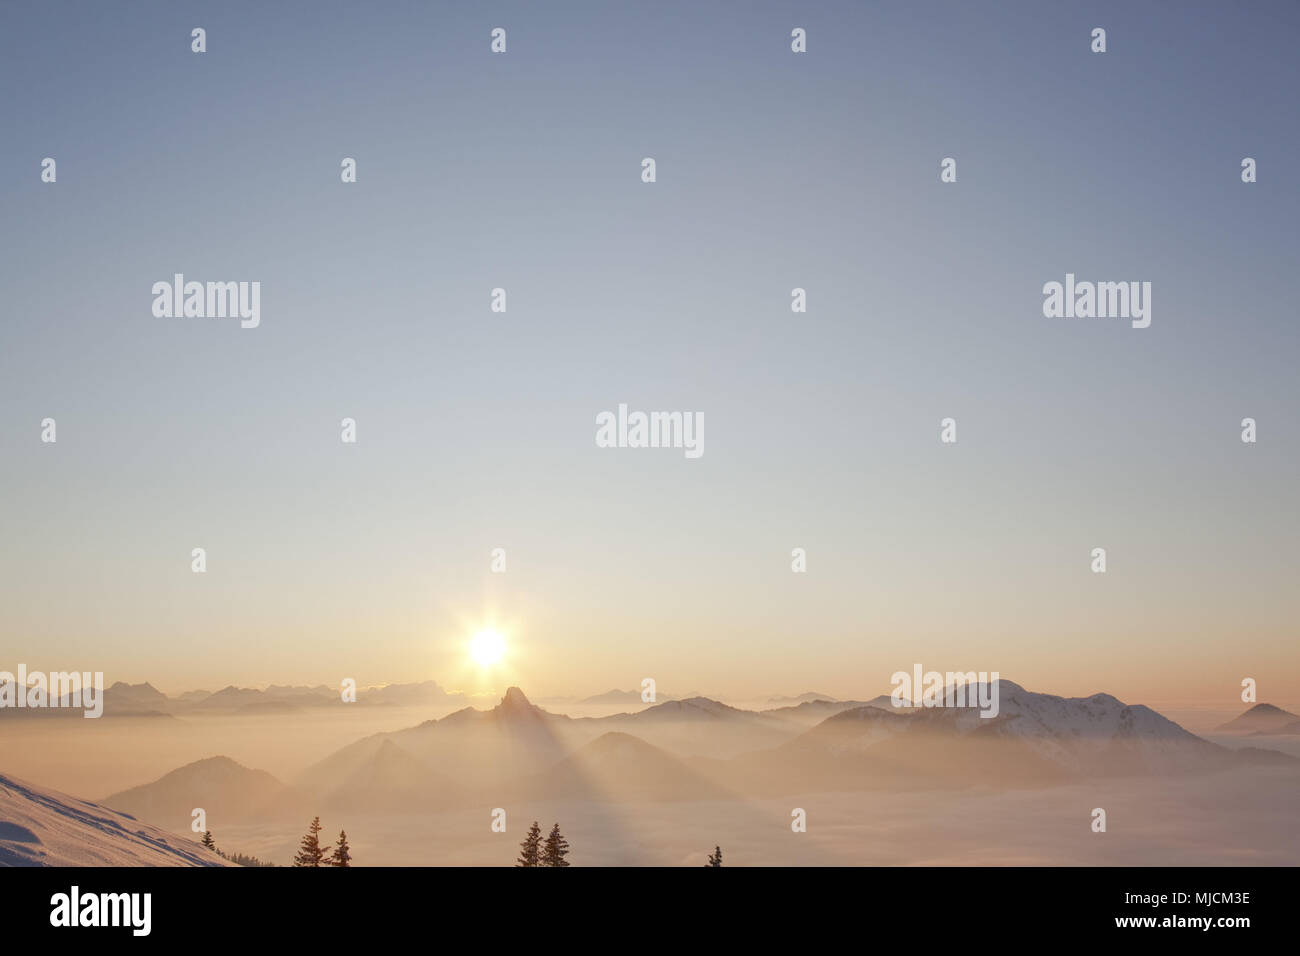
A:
<box><xmin>107</xmin><ymin>681</ymin><xmax>1297</xmax><ymax>823</ymax></box>
<box><xmin>1216</xmin><ymin>703</ymin><xmax>1300</xmax><ymax>733</ymax></box>
<box><xmin>102</xmin><ymin>756</ymin><xmax>291</xmax><ymax>831</ymax></box>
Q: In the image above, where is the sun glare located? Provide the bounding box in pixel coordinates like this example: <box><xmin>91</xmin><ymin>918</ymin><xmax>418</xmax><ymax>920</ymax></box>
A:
<box><xmin>470</xmin><ymin>629</ymin><xmax>507</xmax><ymax>668</ymax></box>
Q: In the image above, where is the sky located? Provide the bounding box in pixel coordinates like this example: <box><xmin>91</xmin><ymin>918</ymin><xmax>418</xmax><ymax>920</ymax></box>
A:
<box><xmin>1</xmin><ymin>1</ymin><xmax>1297</xmax><ymax>708</ymax></box>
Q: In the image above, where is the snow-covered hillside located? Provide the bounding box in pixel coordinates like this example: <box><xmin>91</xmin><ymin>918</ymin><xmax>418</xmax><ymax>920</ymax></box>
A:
<box><xmin>0</xmin><ymin>772</ymin><xmax>234</xmax><ymax>867</ymax></box>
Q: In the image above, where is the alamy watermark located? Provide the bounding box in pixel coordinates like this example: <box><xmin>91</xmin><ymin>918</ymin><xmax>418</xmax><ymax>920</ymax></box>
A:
<box><xmin>0</xmin><ymin>666</ymin><xmax>103</xmax><ymax>718</ymax></box>
<box><xmin>1042</xmin><ymin>273</ymin><xmax>1151</xmax><ymax>328</ymax></box>
<box><xmin>595</xmin><ymin>404</ymin><xmax>703</xmax><ymax>459</ymax></box>
<box><xmin>50</xmin><ymin>887</ymin><xmax>150</xmax><ymax>936</ymax></box>
<box><xmin>152</xmin><ymin>274</ymin><xmax>261</xmax><ymax>329</ymax></box>
<box><xmin>890</xmin><ymin>665</ymin><xmax>1000</xmax><ymax>718</ymax></box>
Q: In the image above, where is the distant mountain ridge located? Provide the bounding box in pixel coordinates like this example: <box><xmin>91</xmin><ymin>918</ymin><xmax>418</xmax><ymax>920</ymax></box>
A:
<box><xmin>99</xmin><ymin>681</ymin><xmax>1296</xmax><ymax>830</ymax></box>
<box><xmin>1250</xmin><ymin>722</ymin><xmax>1300</xmax><ymax>736</ymax></box>
<box><xmin>578</xmin><ymin>688</ymin><xmax>677</xmax><ymax>705</ymax></box>
<box><xmin>766</xmin><ymin>691</ymin><xmax>837</xmax><ymax>705</ymax></box>
<box><xmin>760</xmin><ymin>694</ymin><xmax>903</xmax><ymax>725</ymax></box>
<box><xmin>1217</xmin><ymin>703</ymin><xmax>1300</xmax><ymax>734</ymax></box>
<box><xmin>0</xmin><ymin>678</ymin><xmax>470</xmax><ymax>718</ymax></box>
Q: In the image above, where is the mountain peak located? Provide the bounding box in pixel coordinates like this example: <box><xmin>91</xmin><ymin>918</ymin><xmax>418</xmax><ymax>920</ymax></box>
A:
<box><xmin>1216</xmin><ymin>702</ymin><xmax>1300</xmax><ymax>732</ymax></box>
<box><xmin>500</xmin><ymin>686</ymin><xmax>531</xmax><ymax>708</ymax></box>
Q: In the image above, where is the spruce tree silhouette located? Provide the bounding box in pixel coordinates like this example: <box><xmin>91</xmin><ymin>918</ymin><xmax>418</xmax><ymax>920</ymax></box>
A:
<box><xmin>201</xmin><ymin>830</ymin><xmax>216</xmax><ymax>851</ymax></box>
<box><xmin>706</xmin><ymin>846</ymin><xmax>722</xmax><ymax>867</ymax></box>
<box><xmin>330</xmin><ymin>829</ymin><xmax>352</xmax><ymax>867</ymax></box>
<box><xmin>542</xmin><ymin>823</ymin><xmax>570</xmax><ymax>867</ymax></box>
<box><xmin>293</xmin><ymin>816</ymin><xmax>326</xmax><ymax>867</ymax></box>
<box><xmin>517</xmin><ymin>821</ymin><xmax>542</xmax><ymax>866</ymax></box>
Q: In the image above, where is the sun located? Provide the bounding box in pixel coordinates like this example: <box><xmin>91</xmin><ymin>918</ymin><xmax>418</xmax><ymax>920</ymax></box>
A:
<box><xmin>470</xmin><ymin>629</ymin><xmax>507</xmax><ymax>668</ymax></box>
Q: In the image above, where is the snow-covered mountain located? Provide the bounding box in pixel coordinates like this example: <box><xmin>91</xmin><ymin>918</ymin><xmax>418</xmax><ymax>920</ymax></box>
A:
<box><xmin>0</xmin><ymin>772</ymin><xmax>234</xmax><ymax>867</ymax></box>
<box><xmin>785</xmin><ymin>679</ymin><xmax>1285</xmax><ymax>777</ymax></box>
<box><xmin>980</xmin><ymin>681</ymin><xmax>1235</xmax><ymax>772</ymax></box>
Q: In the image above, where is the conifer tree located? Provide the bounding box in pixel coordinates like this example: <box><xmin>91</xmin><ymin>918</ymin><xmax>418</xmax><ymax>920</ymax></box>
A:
<box><xmin>201</xmin><ymin>830</ymin><xmax>216</xmax><ymax>851</ymax></box>
<box><xmin>293</xmin><ymin>816</ymin><xmax>326</xmax><ymax>867</ymax></box>
<box><xmin>541</xmin><ymin>822</ymin><xmax>570</xmax><ymax>867</ymax></box>
<box><xmin>706</xmin><ymin>845</ymin><xmax>722</xmax><ymax>867</ymax></box>
<box><xmin>516</xmin><ymin>821</ymin><xmax>542</xmax><ymax>866</ymax></box>
<box><xmin>329</xmin><ymin>829</ymin><xmax>352</xmax><ymax>868</ymax></box>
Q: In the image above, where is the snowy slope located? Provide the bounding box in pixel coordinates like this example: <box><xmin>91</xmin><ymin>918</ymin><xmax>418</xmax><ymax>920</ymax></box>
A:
<box><xmin>0</xmin><ymin>772</ymin><xmax>234</xmax><ymax>867</ymax></box>
<box><xmin>976</xmin><ymin>681</ymin><xmax>1225</xmax><ymax>771</ymax></box>
<box><xmin>910</xmin><ymin>679</ymin><xmax>1232</xmax><ymax>772</ymax></box>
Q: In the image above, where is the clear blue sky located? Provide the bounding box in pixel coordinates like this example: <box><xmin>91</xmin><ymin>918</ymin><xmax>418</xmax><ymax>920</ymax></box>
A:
<box><xmin>1</xmin><ymin>1</ymin><xmax>1297</xmax><ymax>706</ymax></box>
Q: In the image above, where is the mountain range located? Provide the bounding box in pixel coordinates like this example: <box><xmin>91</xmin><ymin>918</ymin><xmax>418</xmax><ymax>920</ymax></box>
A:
<box><xmin>577</xmin><ymin>689</ymin><xmax>679</xmax><ymax>705</ymax></box>
<box><xmin>0</xmin><ymin>679</ymin><xmax>471</xmax><ymax>719</ymax></box>
<box><xmin>98</xmin><ymin>682</ymin><xmax>1296</xmax><ymax>835</ymax></box>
